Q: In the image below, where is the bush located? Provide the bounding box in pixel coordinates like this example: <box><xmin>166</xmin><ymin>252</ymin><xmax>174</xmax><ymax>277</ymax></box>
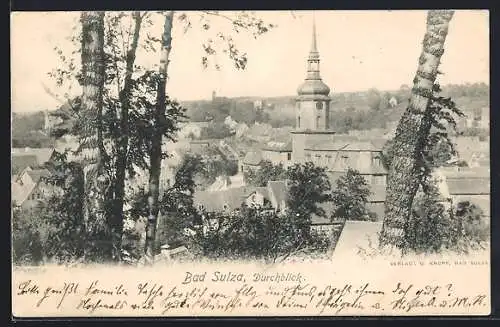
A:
<box><xmin>404</xmin><ymin>189</ymin><xmax>489</xmax><ymax>254</ymax></box>
<box><xmin>189</xmin><ymin>206</ymin><xmax>331</xmax><ymax>263</ymax></box>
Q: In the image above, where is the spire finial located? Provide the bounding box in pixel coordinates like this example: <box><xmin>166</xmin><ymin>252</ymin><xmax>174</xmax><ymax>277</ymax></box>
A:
<box><xmin>311</xmin><ymin>12</ymin><xmax>318</xmax><ymax>54</ymax></box>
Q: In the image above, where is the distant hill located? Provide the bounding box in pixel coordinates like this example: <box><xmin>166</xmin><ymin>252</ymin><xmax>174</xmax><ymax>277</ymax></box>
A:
<box><xmin>179</xmin><ymin>82</ymin><xmax>489</xmax><ymax>130</ymax></box>
<box><xmin>11</xmin><ymin>82</ymin><xmax>488</xmax><ymax>148</ymax></box>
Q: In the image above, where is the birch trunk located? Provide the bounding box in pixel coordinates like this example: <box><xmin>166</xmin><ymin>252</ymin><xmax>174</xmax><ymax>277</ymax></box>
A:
<box><xmin>112</xmin><ymin>11</ymin><xmax>143</xmax><ymax>260</ymax></box>
<box><xmin>80</xmin><ymin>11</ymin><xmax>113</xmax><ymax>261</ymax></box>
<box><xmin>145</xmin><ymin>11</ymin><xmax>175</xmax><ymax>262</ymax></box>
<box><xmin>380</xmin><ymin>10</ymin><xmax>454</xmax><ymax>249</ymax></box>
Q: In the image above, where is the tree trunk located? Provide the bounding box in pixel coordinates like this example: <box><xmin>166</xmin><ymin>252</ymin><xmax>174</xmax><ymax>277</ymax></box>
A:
<box><xmin>112</xmin><ymin>11</ymin><xmax>143</xmax><ymax>261</ymax></box>
<box><xmin>145</xmin><ymin>11</ymin><xmax>175</xmax><ymax>263</ymax></box>
<box><xmin>80</xmin><ymin>11</ymin><xmax>112</xmax><ymax>261</ymax></box>
<box><xmin>380</xmin><ymin>10</ymin><xmax>454</xmax><ymax>250</ymax></box>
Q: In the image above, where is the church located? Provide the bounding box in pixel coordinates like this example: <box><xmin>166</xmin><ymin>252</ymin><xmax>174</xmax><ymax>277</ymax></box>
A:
<box><xmin>244</xmin><ymin>19</ymin><xmax>388</xmax><ymax>190</ymax></box>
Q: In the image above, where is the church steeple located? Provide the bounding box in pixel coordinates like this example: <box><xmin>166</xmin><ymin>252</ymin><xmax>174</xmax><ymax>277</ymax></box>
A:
<box><xmin>309</xmin><ymin>15</ymin><xmax>319</xmax><ymax>58</ymax></box>
<box><xmin>297</xmin><ymin>14</ymin><xmax>330</xmax><ymax>96</ymax></box>
<box><xmin>295</xmin><ymin>13</ymin><xmax>332</xmax><ymax>132</ymax></box>
<box><xmin>306</xmin><ymin>16</ymin><xmax>321</xmax><ymax>79</ymax></box>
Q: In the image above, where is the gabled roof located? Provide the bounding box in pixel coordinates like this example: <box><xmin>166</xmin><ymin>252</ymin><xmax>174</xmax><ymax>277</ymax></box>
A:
<box><xmin>11</xmin><ymin>154</ymin><xmax>38</xmax><ymax>175</ymax></box>
<box><xmin>267</xmin><ymin>180</ymin><xmax>288</xmax><ymax>204</ymax></box>
<box><xmin>446</xmin><ymin>178</ymin><xmax>490</xmax><ymax>195</ymax></box>
<box><xmin>12</xmin><ymin>148</ymin><xmax>55</xmax><ymax>165</ymax></box>
<box><xmin>243</xmin><ymin>150</ymin><xmax>263</xmax><ymax>166</ymax></box>
<box><xmin>194</xmin><ymin>186</ymin><xmax>265</xmax><ymax>212</ymax></box>
<box><xmin>26</xmin><ymin>169</ymin><xmax>51</xmax><ymax>183</ymax></box>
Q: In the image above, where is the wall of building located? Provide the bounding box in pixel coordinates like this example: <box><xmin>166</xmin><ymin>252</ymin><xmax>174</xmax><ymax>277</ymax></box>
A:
<box><xmin>261</xmin><ymin>150</ymin><xmax>291</xmax><ymax>166</ymax></box>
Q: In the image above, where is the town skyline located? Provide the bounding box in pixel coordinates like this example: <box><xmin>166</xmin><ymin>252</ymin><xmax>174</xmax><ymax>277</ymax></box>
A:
<box><xmin>11</xmin><ymin>10</ymin><xmax>489</xmax><ymax>113</ymax></box>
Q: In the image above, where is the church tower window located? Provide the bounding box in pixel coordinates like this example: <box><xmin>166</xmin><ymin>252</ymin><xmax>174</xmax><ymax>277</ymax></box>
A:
<box><xmin>298</xmin><ymin>116</ymin><xmax>301</xmax><ymax>128</ymax></box>
<box><xmin>316</xmin><ymin>115</ymin><xmax>321</xmax><ymax>129</ymax></box>
<box><xmin>316</xmin><ymin>102</ymin><xmax>323</xmax><ymax>110</ymax></box>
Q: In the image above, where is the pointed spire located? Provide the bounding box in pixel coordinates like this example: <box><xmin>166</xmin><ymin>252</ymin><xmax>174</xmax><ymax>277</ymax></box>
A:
<box><xmin>311</xmin><ymin>13</ymin><xmax>318</xmax><ymax>54</ymax></box>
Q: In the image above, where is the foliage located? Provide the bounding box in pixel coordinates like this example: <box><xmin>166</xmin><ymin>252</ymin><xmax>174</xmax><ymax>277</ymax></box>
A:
<box><xmin>12</xmin><ymin>206</ymin><xmax>48</xmax><ymax>265</ymax></box>
<box><xmin>382</xmin><ymin>83</ymin><xmax>465</xmax><ymax>173</ymax></box>
<box><xmin>405</xmin><ymin>187</ymin><xmax>456</xmax><ymax>254</ymax></box>
<box><xmin>405</xmin><ymin>186</ymin><xmax>488</xmax><ymax>254</ymax></box>
<box><xmin>189</xmin><ymin>206</ymin><xmax>330</xmax><ymax>263</ymax></box>
<box><xmin>286</xmin><ymin>162</ymin><xmax>331</xmax><ymax>218</ymax></box>
<box><xmin>243</xmin><ymin>160</ymin><xmax>286</xmax><ymax>187</ymax></box>
<box><xmin>367</xmin><ymin>88</ymin><xmax>382</xmax><ymax>111</ymax></box>
<box><xmin>331</xmin><ymin>168</ymin><xmax>373</xmax><ymax>220</ymax></box>
<box><xmin>12</xmin><ymin>153</ymin><xmax>86</xmax><ymax>265</ymax></box>
<box><xmin>455</xmin><ymin>201</ymin><xmax>489</xmax><ymax>243</ymax></box>
<box><xmin>199</xmin><ymin>122</ymin><xmax>234</xmax><ymax>139</ymax></box>
<box><xmin>126</xmin><ymin>154</ymin><xmax>203</xmax><ymax>251</ymax></box>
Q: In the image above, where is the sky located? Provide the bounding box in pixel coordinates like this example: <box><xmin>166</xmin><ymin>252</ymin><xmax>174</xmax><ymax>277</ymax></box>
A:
<box><xmin>11</xmin><ymin>10</ymin><xmax>489</xmax><ymax>113</ymax></box>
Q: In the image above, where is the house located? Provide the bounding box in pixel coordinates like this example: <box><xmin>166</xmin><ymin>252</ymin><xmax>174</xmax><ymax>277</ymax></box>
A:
<box><xmin>194</xmin><ymin>184</ymin><xmax>273</xmax><ymax>213</ymax></box>
<box><xmin>12</xmin><ymin>148</ymin><xmax>56</xmax><ymax>167</ymax></box>
<box><xmin>206</xmin><ymin>174</ymin><xmax>246</xmax><ymax>192</ymax></box>
<box><xmin>11</xmin><ymin>168</ymin><xmax>55</xmax><ymax>210</ymax></box>
<box><xmin>261</xmin><ymin>141</ymin><xmax>293</xmax><ymax>167</ymax></box>
<box><xmin>304</xmin><ymin>139</ymin><xmax>388</xmax><ymax>186</ymax></box>
<box><xmin>437</xmin><ymin>167</ymin><xmax>490</xmax><ymax>218</ymax></box>
<box><xmin>242</xmin><ymin>151</ymin><xmax>264</xmax><ymax>172</ymax></box>
<box><xmin>389</xmin><ymin>96</ymin><xmax>398</xmax><ymax>108</ymax></box>
<box><xmin>11</xmin><ymin>154</ymin><xmax>38</xmax><ymax>177</ymax></box>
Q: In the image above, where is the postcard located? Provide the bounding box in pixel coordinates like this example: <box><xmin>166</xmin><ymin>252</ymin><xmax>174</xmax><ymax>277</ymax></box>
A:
<box><xmin>11</xmin><ymin>9</ymin><xmax>490</xmax><ymax>317</ymax></box>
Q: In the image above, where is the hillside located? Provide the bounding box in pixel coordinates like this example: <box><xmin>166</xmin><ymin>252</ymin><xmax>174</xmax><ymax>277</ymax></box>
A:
<box><xmin>11</xmin><ymin>83</ymin><xmax>489</xmax><ymax>149</ymax></box>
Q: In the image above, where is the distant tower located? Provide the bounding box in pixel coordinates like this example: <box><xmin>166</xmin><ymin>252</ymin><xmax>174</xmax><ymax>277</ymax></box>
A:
<box><xmin>44</xmin><ymin>110</ymin><xmax>52</xmax><ymax>134</ymax></box>
<box><xmin>291</xmin><ymin>14</ymin><xmax>336</xmax><ymax>163</ymax></box>
<box><xmin>295</xmin><ymin>16</ymin><xmax>331</xmax><ymax>131</ymax></box>
<box><xmin>212</xmin><ymin>90</ymin><xmax>217</xmax><ymax>101</ymax></box>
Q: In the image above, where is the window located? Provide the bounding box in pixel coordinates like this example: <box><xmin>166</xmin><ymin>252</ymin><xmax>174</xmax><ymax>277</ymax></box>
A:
<box><xmin>287</xmin><ymin>152</ymin><xmax>292</xmax><ymax>161</ymax></box>
<box><xmin>316</xmin><ymin>116</ymin><xmax>321</xmax><ymax>129</ymax></box>
<box><xmin>341</xmin><ymin>155</ymin><xmax>349</xmax><ymax>168</ymax></box>
<box><xmin>316</xmin><ymin>102</ymin><xmax>323</xmax><ymax>110</ymax></box>
<box><xmin>297</xmin><ymin>116</ymin><xmax>301</xmax><ymax>128</ymax></box>
<box><xmin>326</xmin><ymin>155</ymin><xmax>332</xmax><ymax>166</ymax></box>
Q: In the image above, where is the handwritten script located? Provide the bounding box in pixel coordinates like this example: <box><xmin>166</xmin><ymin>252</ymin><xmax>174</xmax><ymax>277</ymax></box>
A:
<box><xmin>14</xmin><ymin>269</ymin><xmax>489</xmax><ymax>316</ymax></box>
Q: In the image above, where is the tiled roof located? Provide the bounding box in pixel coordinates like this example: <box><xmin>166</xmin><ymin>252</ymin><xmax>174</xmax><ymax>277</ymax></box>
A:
<box><xmin>11</xmin><ymin>154</ymin><xmax>38</xmax><ymax>175</ymax></box>
<box><xmin>268</xmin><ymin>180</ymin><xmax>288</xmax><ymax>204</ymax></box>
<box><xmin>446</xmin><ymin>178</ymin><xmax>490</xmax><ymax>195</ymax></box>
<box><xmin>26</xmin><ymin>169</ymin><xmax>51</xmax><ymax>183</ymax></box>
<box><xmin>439</xmin><ymin>167</ymin><xmax>490</xmax><ymax>179</ymax></box>
<box><xmin>194</xmin><ymin>186</ymin><xmax>264</xmax><ymax>212</ymax></box>
<box><xmin>12</xmin><ymin>148</ymin><xmax>55</xmax><ymax>165</ymax></box>
<box><xmin>306</xmin><ymin>138</ymin><xmax>385</xmax><ymax>152</ymax></box>
<box><xmin>243</xmin><ymin>150</ymin><xmax>263</xmax><ymax>166</ymax></box>
<box><xmin>262</xmin><ymin>140</ymin><xmax>292</xmax><ymax>152</ymax></box>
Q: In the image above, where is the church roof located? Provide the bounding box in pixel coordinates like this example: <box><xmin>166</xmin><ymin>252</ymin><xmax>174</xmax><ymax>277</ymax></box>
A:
<box><xmin>305</xmin><ymin>139</ymin><xmax>384</xmax><ymax>152</ymax></box>
<box><xmin>297</xmin><ymin>79</ymin><xmax>331</xmax><ymax>96</ymax></box>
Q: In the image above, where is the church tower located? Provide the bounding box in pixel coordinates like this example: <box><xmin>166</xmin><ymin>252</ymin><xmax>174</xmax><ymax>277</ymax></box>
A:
<box><xmin>291</xmin><ymin>15</ymin><xmax>336</xmax><ymax>163</ymax></box>
<box><xmin>295</xmin><ymin>17</ymin><xmax>331</xmax><ymax>131</ymax></box>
